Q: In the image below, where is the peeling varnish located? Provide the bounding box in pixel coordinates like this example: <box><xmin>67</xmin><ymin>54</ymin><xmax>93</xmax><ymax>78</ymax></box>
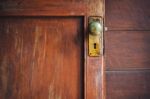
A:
<box><xmin>47</xmin><ymin>27</ymin><xmax>63</xmax><ymax>99</ymax></box>
<box><xmin>48</xmin><ymin>83</ymin><xmax>55</xmax><ymax>99</ymax></box>
<box><xmin>32</xmin><ymin>26</ymin><xmax>40</xmax><ymax>68</ymax></box>
<box><xmin>14</xmin><ymin>27</ymin><xmax>24</xmax><ymax>65</ymax></box>
<box><xmin>42</xmin><ymin>29</ymin><xmax>47</xmax><ymax>67</ymax></box>
<box><xmin>13</xmin><ymin>25</ymin><xmax>24</xmax><ymax>98</ymax></box>
<box><xmin>30</xmin><ymin>26</ymin><xmax>42</xmax><ymax>85</ymax></box>
<box><xmin>88</xmin><ymin>0</ymin><xmax>103</xmax><ymax>15</ymax></box>
<box><xmin>95</xmin><ymin>72</ymin><xmax>101</xmax><ymax>99</ymax></box>
<box><xmin>31</xmin><ymin>26</ymin><xmax>46</xmax><ymax>71</ymax></box>
<box><xmin>48</xmin><ymin>82</ymin><xmax>62</xmax><ymax>99</ymax></box>
<box><xmin>30</xmin><ymin>26</ymin><xmax>48</xmax><ymax>97</ymax></box>
<box><xmin>14</xmin><ymin>28</ymin><xmax>23</xmax><ymax>58</ymax></box>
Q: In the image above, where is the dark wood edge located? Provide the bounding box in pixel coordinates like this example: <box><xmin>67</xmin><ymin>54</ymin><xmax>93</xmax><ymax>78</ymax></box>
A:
<box><xmin>84</xmin><ymin>16</ymin><xmax>87</xmax><ymax>99</ymax></box>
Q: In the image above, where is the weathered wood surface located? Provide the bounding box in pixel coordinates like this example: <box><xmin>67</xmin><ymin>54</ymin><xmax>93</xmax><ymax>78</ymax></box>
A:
<box><xmin>0</xmin><ymin>0</ymin><xmax>104</xmax><ymax>16</ymax></box>
<box><xmin>105</xmin><ymin>0</ymin><xmax>150</xmax><ymax>98</ymax></box>
<box><xmin>0</xmin><ymin>17</ymin><xmax>84</xmax><ymax>99</ymax></box>
<box><xmin>106</xmin><ymin>71</ymin><xmax>150</xmax><ymax>99</ymax></box>
<box><xmin>105</xmin><ymin>31</ymin><xmax>150</xmax><ymax>70</ymax></box>
<box><xmin>0</xmin><ymin>0</ymin><xmax>105</xmax><ymax>99</ymax></box>
<box><xmin>105</xmin><ymin>0</ymin><xmax>150</xmax><ymax>30</ymax></box>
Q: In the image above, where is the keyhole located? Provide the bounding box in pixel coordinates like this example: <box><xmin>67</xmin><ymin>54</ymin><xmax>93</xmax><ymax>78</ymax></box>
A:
<box><xmin>94</xmin><ymin>43</ymin><xmax>96</xmax><ymax>49</ymax></box>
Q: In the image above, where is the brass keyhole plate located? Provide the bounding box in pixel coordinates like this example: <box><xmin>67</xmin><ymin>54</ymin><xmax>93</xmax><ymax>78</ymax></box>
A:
<box><xmin>88</xmin><ymin>16</ymin><xmax>103</xmax><ymax>56</ymax></box>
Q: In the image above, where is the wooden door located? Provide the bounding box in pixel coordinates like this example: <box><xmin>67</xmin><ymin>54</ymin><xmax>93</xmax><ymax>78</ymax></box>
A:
<box><xmin>105</xmin><ymin>0</ymin><xmax>150</xmax><ymax>99</ymax></box>
<box><xmin>0</xmin><ymin>0</ymin><xmax>105</xmax><ymax>99</ymax></box>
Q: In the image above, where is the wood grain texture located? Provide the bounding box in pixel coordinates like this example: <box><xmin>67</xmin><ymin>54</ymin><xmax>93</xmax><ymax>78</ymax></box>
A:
<box><xmin>86</xmin><ymin>57</ymin><xmax>103</xmax><ymax>99</ymax></box>
<box><xmin>0</xmin><ymin>0</ymin><xmax>105</xmax><ymax>98</ymax></box>
<box><xmin>0</xmin><ymin>17</ymin><xmax>84</xmax><ymax>99</ymax></box>
<box><xmin>0</xmin><ymin>0</ymin><xmax>86</xmax><ymax>16</ymax></box>
<box><xmin>0</xmin><ymin>0</ymin><xmax>105</xmax><ymax>16</ymax></box>
<box><xmin>105</xmin><ymin>31</ymin><xmax>150</xmax><ymax>70</ymax></box>
<box><xmin>105</xmin><ymin>0</ymin><xmax>150</xmax><ymax>99</ymax></box>
<box><xmin>106</xmin><ymin>71</ymin><xmax>150</xmax><ymax>99</ymax></box>
<box><xmin>0</xmin><ymin>2</ymin><xmax>86</xmax><ymax>16</ymax></box>
<box><xmin>105</xmin><ymin>0</ymin><xmax>150</xmax><ymax>30</ymax></box>
<box><xmin>85</xmin><ymin>0</ymin><xmax>105</xmax><ymax>99</ymax></box>
<box><xmin>87</xmin><ymin>0</ymin><xmax>104</xmax><ymax>16</ymax></box>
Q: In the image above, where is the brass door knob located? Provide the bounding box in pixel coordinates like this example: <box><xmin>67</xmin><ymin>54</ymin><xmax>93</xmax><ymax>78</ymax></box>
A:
<box><xmin>89</xmin><ymin>21</ymin><xmax>102</xmax><ymax>35</ymax></box>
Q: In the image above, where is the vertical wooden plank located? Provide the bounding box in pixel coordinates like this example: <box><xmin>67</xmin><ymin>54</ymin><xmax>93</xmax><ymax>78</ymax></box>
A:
<box><xmin>85</xmin><ymin>0</ymin><xmax>105</xmax><ymax>99</ymax></box>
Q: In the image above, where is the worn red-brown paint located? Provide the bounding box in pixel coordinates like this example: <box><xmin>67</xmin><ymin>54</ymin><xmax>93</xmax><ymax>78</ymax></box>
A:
<box><xmin>0</xmin><ymin>0</ymin><xmax>105</xmax><ymax>99</ymax></box>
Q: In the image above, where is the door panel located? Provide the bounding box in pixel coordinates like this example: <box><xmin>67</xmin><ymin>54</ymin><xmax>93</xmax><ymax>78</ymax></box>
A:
<box><xmin>105</xmin><ymin>0</ymin><xmax>150</xmax><ymax>30</ymax></box>
<box><xmin>0</xmin><ymin>17</ymin><xmax>84</xmax><ymax>99</ymax></box>
<box><xmin>106</xmin><ymin>71</ymin><xmax>150</xmax><ymax>99</ymax></box>
<box><xmin>105</xmin><ymin>31</ymin><xmax>150</xmax><ymax>70</ymax></box>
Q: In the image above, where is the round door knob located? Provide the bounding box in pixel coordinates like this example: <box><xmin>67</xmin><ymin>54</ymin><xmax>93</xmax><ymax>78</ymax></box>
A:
<box><xmin>89</xmin><ymin>21</ymin><xmax>102</xmax><ymax>35</ymax></box>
